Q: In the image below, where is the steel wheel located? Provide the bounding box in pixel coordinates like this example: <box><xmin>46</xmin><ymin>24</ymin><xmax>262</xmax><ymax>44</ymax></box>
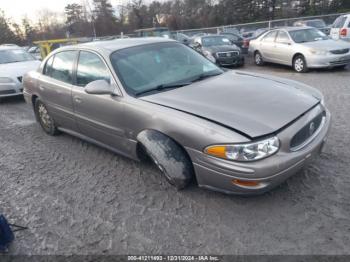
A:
<box><xmin>35</xmin><ymin>99</ymin><xmax>60</xmax><ymax>135</ymax></box>
<box><xmin>38</xmin><ymin>103</ymin><xmax>52</xmax><ymax>130</ymax></box>
<box><xmin>293</xmin><ymin>55</ymin><xmax>308</xmax><ymax>73</ymax></box>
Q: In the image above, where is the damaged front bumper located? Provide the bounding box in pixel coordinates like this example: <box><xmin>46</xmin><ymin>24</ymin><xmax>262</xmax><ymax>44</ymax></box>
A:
<box><xmin>186</xmin><ymin>105</ymin><xmax>331</xmax><ymax>195</ymax></box>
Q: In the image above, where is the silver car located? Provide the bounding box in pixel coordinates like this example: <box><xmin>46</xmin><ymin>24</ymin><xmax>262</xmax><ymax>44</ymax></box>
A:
<box><xmin>0</xmin><ymin>46</ymin><xmax>40</xmax><ymax>100</ymax></box>
<box><xmin>23</xmin><ymin>38</ymin><xmax>331</xmax><ymax>195</ymax></box>
<box><xmin>249</xmin><ymin>27</ymin><xmax>350</xmax><ymax>72</ymax></box>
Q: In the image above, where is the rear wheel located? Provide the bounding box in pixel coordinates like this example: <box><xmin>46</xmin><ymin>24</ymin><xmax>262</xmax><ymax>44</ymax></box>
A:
<box><xmin>254</xmin><ymin>51</ymin><xmax>264</xmax><ymax>66</ymax></box>
<box><xmin>34</xmin><ymin>99</ymin><xmax>60</xmax><ymax>136</ymax></box>
<box><xmin>293</xmin><ymin>55</ymin><xmax>308</xmax><ymax>73</ymax></box>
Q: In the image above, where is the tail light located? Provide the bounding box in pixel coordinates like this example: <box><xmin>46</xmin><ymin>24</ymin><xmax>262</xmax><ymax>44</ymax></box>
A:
<box><xmin>243</xmin><ymin>39</ymin><xmax>250</xmax><ymax>48</ymax></box>
<box><xmin>340</xmin><ymin>28</ymin><xmax>347</xmax><ymax>37</ymax></box>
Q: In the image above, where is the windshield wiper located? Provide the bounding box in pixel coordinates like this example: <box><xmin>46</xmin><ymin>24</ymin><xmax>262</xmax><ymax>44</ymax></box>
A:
<box><xmin>136</xmin><ymin>82</ymin><xmax>192</xmax><ymax>97</ymax></box>
<box><xmin>190</xmin><ymin>72</ymin><xmax>223</xmax><ymax>83</ymax></box>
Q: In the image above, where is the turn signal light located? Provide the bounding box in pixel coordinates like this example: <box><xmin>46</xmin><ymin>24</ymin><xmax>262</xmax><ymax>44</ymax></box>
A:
<box><xmin>232</xmin><ymin>179</ymin><xmax>260</xmax><ymax>187</ymax></box>
<box><xmin>205</xmin><ymin>146</ymin><xmax>227</xmax><ymax>159</ymax></box>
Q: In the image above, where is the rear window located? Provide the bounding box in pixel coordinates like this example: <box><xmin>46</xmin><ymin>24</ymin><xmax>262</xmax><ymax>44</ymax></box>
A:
<box><xmin>306</xmin><ymin>20</ymin><xmax>326</xmax><ymax>28</ymax></box>
<box><xmin>262</xmin><ymin>31</ymin><xmax>277</xmax><ymax>42</ymax></box>
<box><xmin>333</xmin><ymin>16</ymin><xmax>347</xmax><ymax>28</ymax></box>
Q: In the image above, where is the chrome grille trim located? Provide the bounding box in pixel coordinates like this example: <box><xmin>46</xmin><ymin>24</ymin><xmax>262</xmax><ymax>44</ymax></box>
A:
<box><xmin>216</xmin><ymin>51</ymin><xmax>239</xmax><ymax>58</ymax></box>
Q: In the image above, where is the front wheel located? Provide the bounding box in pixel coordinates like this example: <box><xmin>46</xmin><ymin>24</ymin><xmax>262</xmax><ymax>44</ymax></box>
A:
<box><xmin>34</xmin><ymin>99</ymin><xmax>60</xmax><ymax>136</ymax></box>
<box><xmin>293</xmin><ymin>55</ymin><xmax>308</xmax><ymax>73</ymax></box>
<box><xmin>138</xmin><ymin>131</ymin><xmax>194</xmax><ymax>190</ymax></box>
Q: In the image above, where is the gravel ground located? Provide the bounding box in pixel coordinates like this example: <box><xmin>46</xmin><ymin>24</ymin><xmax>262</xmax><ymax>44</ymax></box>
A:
<box><xmin>0</xmin><ymin>60</ymin><xmax>349</xmax><ymax>255</ymax></box>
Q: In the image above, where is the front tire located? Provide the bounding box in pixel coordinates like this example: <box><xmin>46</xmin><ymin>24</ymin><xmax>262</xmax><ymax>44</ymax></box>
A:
<box><xmin>34</xmin><ymin>99</ymin><xmax>60</xmax><ymax>136</ymax></box>
<box><xmin>254</xmin><ymin>51</ymin><xmax>264</xmax><ymax>66</ymax></box>
<box><xmin>138</xmin><ymin>131</ymin><xmax>194</xmax><ymax>190</ymax></box>
<box><xmin>293</xmin><ymin>55</ymin><xmax>308</xmax><ymax>73</ymax></box>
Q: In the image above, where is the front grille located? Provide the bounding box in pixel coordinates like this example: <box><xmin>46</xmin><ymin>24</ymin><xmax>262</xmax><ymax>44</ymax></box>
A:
<box><xmin>290</xmin><ymin>112</ymin><xmax>325</xmax><ymax>151</ymax></box>
<box><xmin>17</xmin><ymin>76</ymin><xmax>23</xmax><ymax>83</ymax></box>
<box><xmin>217</xmin><ymin>51</ymin><xmax>239</xmax><ymax>58</ymax></box>
<box><xmin>329</xmin><ymin>59</ymin><xmax>350</xmax><ymax>65</ymax></box>
<box><xmin>330</xmin><ymin>49</ymin><xmax>349</xmax><ymax>55</ymax></box>
<box><xmin>0</xmin><ymin>90</ymin><xmax>16</xmax><ymax>95</ymax></box>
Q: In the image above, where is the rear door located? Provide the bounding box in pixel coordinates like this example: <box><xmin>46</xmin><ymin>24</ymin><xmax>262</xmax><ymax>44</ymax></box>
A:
<box><xmin>38</xmin><ymin>50</ymin><xmax>78</xmax><ymax>131</ymax></box>
<box><xmin>259</xmin><ymin>31</ymin><xmax>278</xmax><ymax>61</ymax></box>
<box><xmin>273</xmin><ymin>30</ymin><xmax>294</xmax><ymax>65</ymax></box>
<box><xmin>71</xmin><ymin>50</ymin><xmax>127</xmax><ymax>152</ymax></box>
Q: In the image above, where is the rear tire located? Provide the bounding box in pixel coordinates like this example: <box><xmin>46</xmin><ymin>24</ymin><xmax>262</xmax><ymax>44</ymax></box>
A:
<box><xmin>293</xmin><ymin>55</ymin><xmax>308</xmax><ymax>73</ymax></box>
<box><xmin>254</xmin><ymin>51</ymin><xmax>264</xmax><ymax>66</ymax></box>
<box><xmin>34</xmin><ymin>99</ymin><xmax>60</xmax><ymax>136</ymax></box>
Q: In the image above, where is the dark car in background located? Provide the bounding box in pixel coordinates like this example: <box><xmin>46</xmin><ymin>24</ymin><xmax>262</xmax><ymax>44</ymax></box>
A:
<box><xmin>293</xmin><ymin>19</ymin><xmax>330</xmax><ymax>35</ymax></box>
<box><xmin>220</xmin><ymin>32</ymin><xmax>249</xmax><ymax>54</ymax></box>
<box><xmin>192</xmin><ymin>35</ymin><xmax>244</xmax><ymax>67</ymax></box>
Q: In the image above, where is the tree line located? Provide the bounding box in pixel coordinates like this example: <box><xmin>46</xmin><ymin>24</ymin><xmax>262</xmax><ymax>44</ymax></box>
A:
<box><xmin>1</xmin><ymin>0</ymin><xmax>349</xmax><ymax>45</ymax></box>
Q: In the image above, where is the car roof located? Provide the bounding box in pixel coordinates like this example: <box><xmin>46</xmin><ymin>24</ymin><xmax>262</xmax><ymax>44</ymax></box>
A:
<box><xmin>59</xmin><ymin>37</ymin><xmax>175</xmax><ymax>54</ymax></box>
<box><xmin>268</xmin><ymin>26</ymin><xmax>315</xmax><ymax>32</ymax></box>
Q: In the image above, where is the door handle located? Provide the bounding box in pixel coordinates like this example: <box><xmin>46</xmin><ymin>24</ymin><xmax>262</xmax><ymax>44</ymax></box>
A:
<box><xmin>39</xmin><ymin>85</ymin><xmax>45</xmax><ymax>91</ymax></box>
<box><xmin>74</xmin><ymin>97</ymin><xmax>82</xmax><ymax>103</ymax></box>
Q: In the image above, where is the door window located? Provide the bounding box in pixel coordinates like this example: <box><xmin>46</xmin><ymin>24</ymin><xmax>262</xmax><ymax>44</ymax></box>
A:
<box><xmin>43</xmin><ymin>55</ymin><xmax>54</xmax><ymax>76</ymax></box>
<box><xmin>262</xmin><ymin>31</ymin><xmax>277</xmax><ymax>42</ymax></box>
<box><xmin>276</xmin><ymin>31</ymin><xmax>290</xmax><ymax>43</ymax></box>
<box><xmin>76</xmin><ymin>51</ymin><xmax>111</xmax><ymax>87</ymax></box>
<box><xmin>50</xmin><ymin>51</ymin><xmax>77</xmax><ymax>84</ymax></box>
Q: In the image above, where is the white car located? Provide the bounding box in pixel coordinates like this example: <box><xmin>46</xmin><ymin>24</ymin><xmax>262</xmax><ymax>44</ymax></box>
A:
<box><xmin>0</xmin><ymin>46</ymin><xmax>41</xmax><ymax>100</ymax></box>
<box><xmin>330</xmin><ymin>14</ymin><xmax>350</xmax><ymax>42</ymax></box>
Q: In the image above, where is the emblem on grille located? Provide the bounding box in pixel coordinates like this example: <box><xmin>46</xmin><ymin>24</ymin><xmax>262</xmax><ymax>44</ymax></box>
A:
<box><xmin>309</xmin><ymin>122</ymin><xmax>316</xmax><ymax>136</ymax></box>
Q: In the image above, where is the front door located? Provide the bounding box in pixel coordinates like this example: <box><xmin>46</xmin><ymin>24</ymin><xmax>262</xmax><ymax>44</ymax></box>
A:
<box><xmin>71</xmin><ymin>51</ymin><xmax>129</xmax><ymax>154</ymax></box>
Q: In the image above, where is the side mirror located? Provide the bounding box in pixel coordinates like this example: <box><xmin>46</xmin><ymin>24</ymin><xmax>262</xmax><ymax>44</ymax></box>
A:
<box><xmin>85</xmin><ymin>80</ymin><xmax>120</xmax><ymax>96</ymax></box>
<box><xmin>193</xmin><ymin>42</ymin><xmax>201</xmax><ymax>49</ymax></box>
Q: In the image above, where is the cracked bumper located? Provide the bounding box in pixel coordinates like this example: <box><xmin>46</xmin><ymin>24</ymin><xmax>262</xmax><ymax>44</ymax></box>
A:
<box><xmin>186</xmin><ymin>106</ymin><xmax>331</xmax><ymax>195</ymax></box>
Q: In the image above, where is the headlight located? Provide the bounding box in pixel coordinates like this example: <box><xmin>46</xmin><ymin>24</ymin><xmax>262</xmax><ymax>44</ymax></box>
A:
<box><xmin>309</xmin><ymin>49</ymin><xmax>328</xmax><ymax>55</ymax></box>
<box><xmin>204</xmin><ymin>136</ymin><xmax>280</xmax><ymax>162</ymax></box>
<box><xmin>203</xmin><ymin>51</ymin><xmax>216</xmax><ymax>63</ymax></box>
<box><xmin>0</xmin><ymin>77</ymin><xmax>15</xmax><ymax>83</ymax></box>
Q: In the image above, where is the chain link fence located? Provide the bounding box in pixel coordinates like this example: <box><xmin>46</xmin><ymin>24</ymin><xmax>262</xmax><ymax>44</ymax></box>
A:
<box><xmin>174</xmin><ymin>12</ymin><xmax>348</xmax><ymax>37</ymax></box>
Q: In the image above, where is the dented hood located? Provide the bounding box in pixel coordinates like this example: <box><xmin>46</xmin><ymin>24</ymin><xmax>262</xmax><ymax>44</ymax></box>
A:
<box><xmin>141</xmin><ymin>71</ymin><xmax>320</xmax><ymax>138</ymax></box>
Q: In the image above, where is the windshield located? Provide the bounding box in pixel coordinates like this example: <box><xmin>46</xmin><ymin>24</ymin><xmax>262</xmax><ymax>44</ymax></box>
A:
<box><xmin>110</xmin><ymin>42</ymin><xmax>223</xmax><ymax>96</ymax></box>
<box><xmin>307</xmin><ymin>20</ymin><xmax>326</xmax><ymax>28</ymax></box>
<box><xmin>0</xmin><ymin>49</ymin><xmax>35</xmax><ymax>64</ymax></box>
<box><xmin>201</xmin><ymin>36</ymin><xmax>232</xmax><ymax>47</ymax></box>
<box><xmin>289</xmin><ymin>29</ymin><xmax>329</xmax><ymax>43</ymax></box>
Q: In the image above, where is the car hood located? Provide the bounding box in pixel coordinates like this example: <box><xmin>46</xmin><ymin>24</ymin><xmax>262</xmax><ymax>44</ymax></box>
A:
<box><xmin>203</xmin><ymin>45</ymin><xmax>240</xmax><ymax>53</ymax></box>
<box><xmin>141</xmin><ymin>71</ymin><xmax>320</xmax><ymax>138</ymax></box>
<box><xmin>301</xmin><ymin>39</ymin><xmax>350</xmax><ymax>51</ymax></box>
<box><xmin>0</xmin><ymin>60</ymin><xmax>41</xmax><ymax>78</ymax></box>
